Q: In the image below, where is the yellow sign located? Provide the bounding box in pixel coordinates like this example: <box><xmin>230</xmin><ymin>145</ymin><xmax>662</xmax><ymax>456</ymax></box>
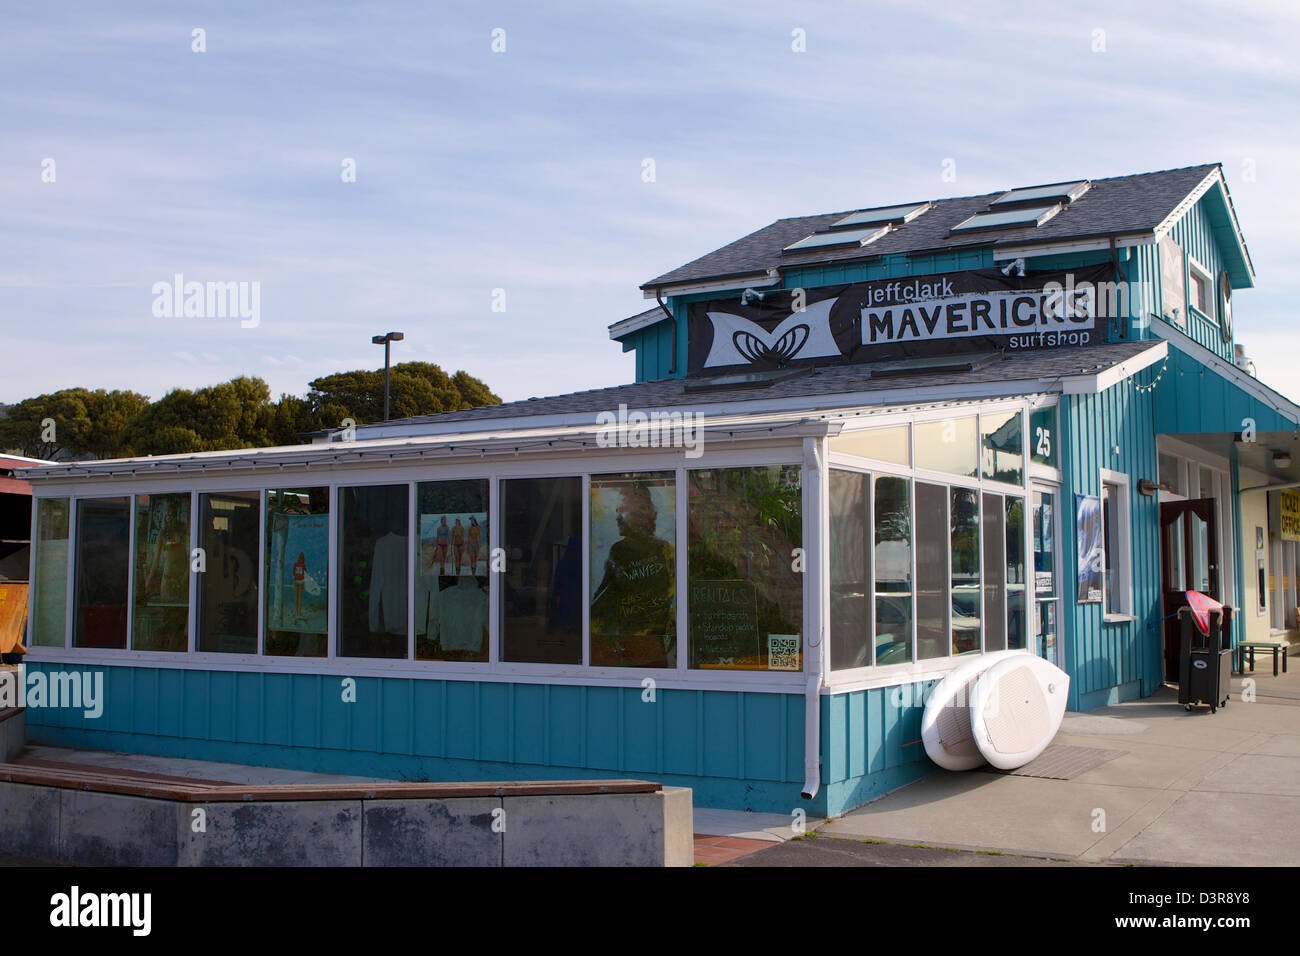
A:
<box><xmin>1281</xmin><ymin>490</ymin><xmax>1300</xmax><ymax>542</ymax></box>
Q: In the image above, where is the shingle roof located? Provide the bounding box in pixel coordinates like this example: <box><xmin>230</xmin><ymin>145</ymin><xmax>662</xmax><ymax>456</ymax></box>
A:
<box><xmin>641</xmin><ymin>164</ymin><xmax>1221</xmax><ymax>289</ymax></box>
<box><xmin>358</xmin><ymin>340</ymin><xmax>1162</xmax><ymax>431</ymax></box>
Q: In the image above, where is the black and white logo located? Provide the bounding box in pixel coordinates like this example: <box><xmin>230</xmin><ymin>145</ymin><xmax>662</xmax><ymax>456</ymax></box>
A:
<box><xmin>702</xmin><ymin>298</ymin><xmax>840</xmax><ymax>368</ymax></box>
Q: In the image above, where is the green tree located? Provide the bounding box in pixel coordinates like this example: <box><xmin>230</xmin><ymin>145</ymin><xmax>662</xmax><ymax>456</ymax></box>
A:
<box><xmin>123</xmin><ymin>376</ymin><xmax>278</xmax><ymax>455</ymax></box>
<box><xmin>304</xmin><ymin>361</ymin><xmax>500</xmax><ymax>428</ymax></box>
<box><xmin>0</xmin><ymin>387</ymin><xmax>150</xmax><ymax>460</ymax></box>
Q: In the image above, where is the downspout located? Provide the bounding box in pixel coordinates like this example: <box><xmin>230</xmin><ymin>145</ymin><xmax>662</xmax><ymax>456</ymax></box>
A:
<box><xmin>1108</xmin><ymin>236</ymin><xmax>1126</xmax><ymax>340</ymax></box>
<box><xmin>801</xmin><ymin>435</ymin><xmax>826</xmax><ymax>800</ymax></box>
<box><xmin>655</xmin><ymin>288</ymin><xmax>677</xmax><ymax>376</ymax></box>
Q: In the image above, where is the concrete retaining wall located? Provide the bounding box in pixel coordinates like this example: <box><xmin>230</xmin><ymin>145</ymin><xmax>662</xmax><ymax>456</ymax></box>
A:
<box><xmin>0</xmin><ymin>779</ymin><xmax>693</xmax><ymax>866</ymax></box>
<box><xmin>0</xmin><ymin>709</ymin><xmax>23</xmax><ymax>763</ymax></box>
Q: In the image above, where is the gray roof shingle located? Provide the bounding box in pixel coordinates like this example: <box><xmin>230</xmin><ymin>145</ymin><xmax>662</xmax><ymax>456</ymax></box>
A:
<box><xmin>640</xmin><ymin>164</ymin><xmax>1220</xmax><ymax>289</ymax></box>
<box><xmin>359</xmin><ymin>340</ymin><xmax>1162</xmax><ymax>431</ymax></box>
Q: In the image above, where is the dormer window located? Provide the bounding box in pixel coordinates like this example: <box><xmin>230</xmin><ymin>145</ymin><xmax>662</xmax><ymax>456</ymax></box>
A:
<box><xmin>1188</xmin><ymin>258</ymin><xmax>1214</xmax><ymax>320</ymax></box>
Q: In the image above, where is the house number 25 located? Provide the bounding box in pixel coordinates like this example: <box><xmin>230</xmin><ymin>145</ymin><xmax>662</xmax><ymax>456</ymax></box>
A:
<box><xmin>1035</xmin><ymin>426</ymin><xmax>1052</xmax><ymax>458</ymax></box>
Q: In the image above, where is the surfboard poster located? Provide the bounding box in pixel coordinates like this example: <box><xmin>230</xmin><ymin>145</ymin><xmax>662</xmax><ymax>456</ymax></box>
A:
<box><xmin>1075</xmin><ymin>493</ymin><xmax>1103</xmax><ymax>603</ymax></box>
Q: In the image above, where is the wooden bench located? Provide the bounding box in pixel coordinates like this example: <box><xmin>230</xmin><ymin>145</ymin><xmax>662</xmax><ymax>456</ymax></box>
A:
<box><xmin>1236</xmin><ymin>642</ymin><xmax>1288</xmax><ymax>677</ymax></box>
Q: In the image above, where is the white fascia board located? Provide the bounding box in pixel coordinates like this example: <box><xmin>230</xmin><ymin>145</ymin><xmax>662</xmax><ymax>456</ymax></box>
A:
<box><xmin>641</xmin><ymin>270</ymin><xmax>780</xmax><ymax>299</ymax></box>
<box><xmin>1060</xmin><ymin>341</ymin><xmax>1168</xmax><ymax>394</ymax></box>
<box><xmin>1152</xmin><ymin>169</ymin><xmax>1222</xmax><ymax>244</ymax></box>
<box><xmin>991</xmin><ymin>233</ymin><xmax>1152</xmax><ymax>260</ymax></box>
<box><xmin>358</xmin><ymin>378</ymin><xmax>1062</xmax><ymax>443</ymax></box>
<box><xmin>1150</xmin><ymin>322</ymin><xmax>1300</xmax><ymax>425</ymax></box>
<box><xmin>607</xmin><ymin>307</ymin><xmax>669</xmax><ymax>340</ymax></box>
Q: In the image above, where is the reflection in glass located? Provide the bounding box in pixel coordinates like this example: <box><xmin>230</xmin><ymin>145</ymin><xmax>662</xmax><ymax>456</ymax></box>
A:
<box><xmin>417</xmin><ymin>479</ymin><xmax>489</xmax><ymax>661</ymax></box>
<box><xmin>339</xmin><ymin>484</ymin><xmax>408</xmax><ymax>659</ymax></box>
<box><xmin>132</xmin><ymin>493</ymin><xmax>190</xmax><ymax>652</ymax></box>
<box><xmin>830</xmin><ymin>425</ymin><xmax>909</xmax><ymax>466</ymax></box>
<box><xmin>590</xmin><ymin>472</ymin><xmax>675</xmax><ymax>668</ymax></box>
<box><xmin>197</xmin><ymin>491</ymin><xmax>260</xmax><ymax>654</ymax></box>
<box><xmin>981</xmin><ymin>410</ymin><xmax>1023</xmax><ymax>485</ymax></box>
<box><xmin>1166</xmin><ymin>513</ymin><xmax>1186</xmax><ymax>591</ymax></box>
<box><xmin>1006</xmin><ymin>496</ymin><xmax>1026</xmax><ymax>650</ymax></box>
<box><xmin>265</xmin><ymin>488</ymin><xmax>329</xmax><ymax>657</ymax></box>
<box><xmin>874</xmin><ymin>475</ymin><xmax>912</xmax><ymax>665</ymax></box>
<box><xmin>915</xmin><ymin>482</ymin><xmax>948</xmax><ymax>660</ymax></box>
<box><xmin>914</xmin><ymin>417</ymin><xmax>977</xmax><ymax>477</ymax></box>
<box><xmin>688</xmin><ymin>467</ymin><xmax>802</xmax><ymax>671</ymax></box>
<box><xmin>32</xmin><ymin>498</ymin><xmax>70</xmax><ymax>647</ymax></box>
<box><xmin>950</xmin><ymin>488</ymin><xmax>980</xmax><ymax>654</ymax></box>
<box><xmin>983</xmin><ymin>493</ymin><xmax>1006</xmax><ymax>653</ymax></box>
<box><xmin>1029</xmin><ymin>406</ymin><xmax>1057</xmax><ymax>467</ymax></box>
<box><xmin>830</xmin><ymin>470</ymin><xmax>871</xmax><ymax>670</ymax></box>
<box><xmin>74</xmin><ymin>498</ymin><xmax>130</xmax><ymax>649</ymax></box>
<box><xmin>1033</xmin><ymin>491</ymin><xmax>1055</xmax><ymax>597</ymax></box>
<box><xmin>502</xmin><ymin>477</ymin><xmax>582</xmax><ymax>664</ymax></box>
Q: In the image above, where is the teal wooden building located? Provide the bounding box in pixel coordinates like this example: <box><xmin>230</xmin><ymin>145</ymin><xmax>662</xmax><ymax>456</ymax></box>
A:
<box><xmin>18</xmin><ymin>163</ymin><xmax>1300</xmax><ymax>817</ymax></box>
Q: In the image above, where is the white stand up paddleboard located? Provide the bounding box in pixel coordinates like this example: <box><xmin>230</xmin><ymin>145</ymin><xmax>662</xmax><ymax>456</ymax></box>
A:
<box><xmin>921</xmin><ymin>650</ymin><xmax>1030</xmax><ymax>771</ymax></box>
<box><xmin>969</xmin><ymin>654</ymin><xmax>1070</xmax><ymax>770</ymax></box>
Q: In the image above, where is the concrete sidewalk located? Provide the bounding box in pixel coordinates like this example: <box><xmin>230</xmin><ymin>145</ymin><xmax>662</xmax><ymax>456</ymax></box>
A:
<box><xmin>809</xmin><ymin>666</ymin><xmax>1300</xmax><ymax>867</ymax></box>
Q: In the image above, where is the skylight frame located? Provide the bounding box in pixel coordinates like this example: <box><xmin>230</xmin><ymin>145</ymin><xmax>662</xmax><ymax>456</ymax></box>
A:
<box><xmin>783</xmin><ymin>224</ymin><xmax>892</xmax><ymax>253</ymax></box>
<box><xmin>989</xmin><ymin>180</ymin><xmax>1090</xmax><ymax>208</ymax></box>
<box><xmin>829</xmin><ymin>201</ymin><xmax>931</xmax><ymax>230</ymax></box>
<box><xmin>949</xmin><ymin>204</ymin><xmax>1063</xmax><ymax>234</ymax></box>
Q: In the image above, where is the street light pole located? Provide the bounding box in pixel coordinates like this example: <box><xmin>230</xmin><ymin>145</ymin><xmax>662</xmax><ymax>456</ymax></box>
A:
<box><xmin>371</xmin><ymin>331</ymin><xmax>405</xmax><ymax>421</ymax></box>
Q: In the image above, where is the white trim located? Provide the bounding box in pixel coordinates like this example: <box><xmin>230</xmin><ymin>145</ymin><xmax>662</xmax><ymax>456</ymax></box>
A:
<box><xmin>607</xmin><ymin>307</ymin><xmax>668</xmax><ymax>340</ymax></box>
<box><xmin>641</xmin><ymin>270</ymin><xmax>780</xmax><ymax>300</ymax></box>
<box><xmin>991</xmin><ymin>233</ymin><xmax>1153</xmax><ymax>260</ymax></box>
<box><xmin>1062</xmin><ymin>341</ymin><xmax>1168</xmax><ymax>394</ymax></box>
<box><xmin>1187</xmin><ymin>255</ymin><xmax>1215</xmax><ymax>321</ymax></box>
<box><xmin>1152</xmin><ymin>170</ymin><xmax>1221</xmax><ymax>245</ymax></box>
<box><xmin>1100</xmin><ymin>468</ymin><xmax>1134</xmax><ymax>617</ymax></box>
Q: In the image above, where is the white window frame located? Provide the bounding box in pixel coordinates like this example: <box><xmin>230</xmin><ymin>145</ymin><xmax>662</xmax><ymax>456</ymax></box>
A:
<box><xmin>1099</xmin><ymin>468</ymin><xmax>1134</xmax><ymax>621</ymax></box>
<box><xmin>1188</xmin><ymin>256</ymin><xmax>1215</xmax><ymax>323</ymax></box>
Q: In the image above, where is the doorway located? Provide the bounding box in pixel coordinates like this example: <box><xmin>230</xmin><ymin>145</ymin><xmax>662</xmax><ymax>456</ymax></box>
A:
<box><xmin>1032</xmin><ymin>485</ymin><xmax>1062</xmax><ymax>668</ymax></box>
<box><xmin>1159</xmin><ymin>498</ymin><xmax>1218</xmax><ymax>682</ymax></box>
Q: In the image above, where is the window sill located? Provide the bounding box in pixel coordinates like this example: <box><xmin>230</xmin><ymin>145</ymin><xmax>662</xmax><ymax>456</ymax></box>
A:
<box><xmin>1102</xmin><ymin>613</ymin><xmax>1136</xmax><ymax>624</ymax></box>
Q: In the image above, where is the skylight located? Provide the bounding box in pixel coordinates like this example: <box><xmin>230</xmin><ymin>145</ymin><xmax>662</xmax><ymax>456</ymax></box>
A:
<box><xmin>783</xmin><ymin>224</ymin><xmax>891</xmax><ymax>252</ymax></box>
<box><xmin>831</xmin><ymin>202</ymin><xmax>931</xmax><ymax>230</ymax></box>
<box><xmin>950</xmin><ymin>204</ymin><xmax>1062</xmax><ymax>234</ymax></box>
<box><xmin>990</xmin><ymin>180</ymin><xmax>1090</xmax><ymax>207</ymax></box>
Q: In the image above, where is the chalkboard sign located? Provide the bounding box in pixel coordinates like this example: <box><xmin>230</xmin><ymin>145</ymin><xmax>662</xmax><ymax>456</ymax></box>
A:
<box><xmin>689</xmin><ymin>579</ymin><xmax>759</xmax><ymax>667</ymax></box>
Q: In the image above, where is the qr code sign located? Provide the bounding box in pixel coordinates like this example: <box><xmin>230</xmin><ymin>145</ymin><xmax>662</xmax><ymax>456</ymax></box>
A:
<box><xmin>767</xmin><ymin>634</ymin><xmax>800</xmax><ymax>670</ymax></box>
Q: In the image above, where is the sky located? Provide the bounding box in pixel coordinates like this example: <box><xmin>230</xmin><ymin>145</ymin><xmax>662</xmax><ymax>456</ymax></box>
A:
<box><xmin>2</xmin><ymin>0</ymin><xmax>1299</xmax><ymax>407</ymax></box>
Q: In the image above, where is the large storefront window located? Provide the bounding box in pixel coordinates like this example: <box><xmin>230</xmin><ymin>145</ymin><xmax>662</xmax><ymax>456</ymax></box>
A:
<box><xmin>915</xmin><ymin>482</ymin><xmax>949</xmax><ymax>660</ymax></box>
<box><xmin>416</xmin><ymin>479</ymin><xmax>489</xmax><ymax>662</ymax></box>
<box><xmin>830</xmin><ymin>470</ymin><xmax>871</xmax><ymax>670</ymax></box>
<box><xmin>950</xmin><ymin>488</ymin><xmax>980</xmax><ymax>654</ymax></box>
<box><xmin>983</xmin><ymin>493</ymin><xmax>1006</xmax><ymax>652</ymax></box>
<box><xmin>74</xmin><ymin>497</ymin><xmax>130</xmax><ymax>649</ymax></box>
<box><xmin>981</xmin><ymin>410</ymin><xmax>1023</xmax><ymax>485</ymax></box>
<box><xmin>132</xmin><ymin>493</ymin><xmax>190</xmax><ymax>652</ymax></box>
<box><xmin>688</xmin><ymin>466</ymin><xmax>802</xmax><ymax>671</ymax></box>
<box><xmin>502</xmin><ymin>477</ymin><xmax>582</xmax><ymax>664</ymax></box>
<box><xmin>1006</xmin><ymin>496</ymin><xmax>1026</xmax><ymax>649</ymax></box>
<box><xmin>829</xmin><ymin>425</ymin><xmax>909</xmax><ymax>466</ymax></box>
<box><xmin>874</xmin><ymin>475</ymin><xmax>911</xmax><ymax>665</ymax></box>
<box><xmin>32</xmin><ymin>498</ymin><xmax>69</xmax><ymax>647</ymax></box>
<box><xmin>197</xmin><ymin>491</ymin><xmax>260</xmax><ymax>654</ymax></box>
<box><xmin>589</xmin><ymin>472</ymin><xmax>676</xmax><ymax>668</ymax></box>
<box><xmin>265</xmin><ymin>488</ymin><xmax>329</xmax><ymax>657</ymax></box>
<box><xmin>339</xmin><ymin>484</ymin><xmax>408</xmax><ymax>659</ymax></box>
<box><xmin>915</xmin><ymin>416</ymin><xmax>977</xmax><ymax>477</ymax></box>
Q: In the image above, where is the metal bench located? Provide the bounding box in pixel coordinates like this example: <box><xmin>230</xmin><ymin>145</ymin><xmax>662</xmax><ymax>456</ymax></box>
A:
<box><xmin>1235</xmin><ymin>641</ymin><xmax>1288</xmax><ymax>677</ymax></box>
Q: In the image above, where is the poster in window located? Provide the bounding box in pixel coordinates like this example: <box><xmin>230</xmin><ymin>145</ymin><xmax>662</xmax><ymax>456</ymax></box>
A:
<box><xmin>267</xmin><ymin>513</ymin><xmax>328</xmax><ymax>633</ymax></box>
<box><xmin>420</xmin><ymin>513</ymin><xmax>488</xmax><ymax>576</ymax></box>
<box><xmin>1075</xmin><ymin>493</ymin><xmax>1103</xmax><ymax>603</ymax></box>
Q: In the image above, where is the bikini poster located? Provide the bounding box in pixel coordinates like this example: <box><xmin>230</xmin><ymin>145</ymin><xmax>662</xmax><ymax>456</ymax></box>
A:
<box><xmin>420</xmin><ymin>513</ymin><xmax>488</xmax><ymax>577</ymax></box>
<box><xmin>267</xmin><ymin>513</ymin><xmax>329</xmax><ymax>633</ymax></box>
<box><xmin>1075</xmin><ymin>493</ymin><xmax>1103</xmax><ymax>604</ymax></box>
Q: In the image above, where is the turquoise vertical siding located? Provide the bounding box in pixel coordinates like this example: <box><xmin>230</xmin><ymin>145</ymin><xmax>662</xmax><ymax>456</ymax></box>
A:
<box><xmin>822</xmin><ymin>682</ymin><xmax>936</xmax><ymax>815</ymax></box>
<box><xmin>622</xmin><ymin>319</ymin><xmax>676</xmax><ymax>382</ymax></box>
<box><xmin>1059</xmin><ymin>376</ymin><xmax>1162</xmax><ymax>710</ymax></box>
<box><xmin>1152</xmin><ymin>345</ymin><xmax>1294</xmax><ymax>436</ymax></box>
<box><xmin>21</xmin><ymin>664</ymin><xmax>815</xmax><ymax>814</ymax></box>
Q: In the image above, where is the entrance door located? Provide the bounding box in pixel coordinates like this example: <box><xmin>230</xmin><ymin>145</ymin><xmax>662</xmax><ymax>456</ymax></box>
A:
<box><xmin>1032</xmin><ymin>485</ymin><xmax>1062</xmax><ymax>667</ymax></box>
<box><xmin>1159</xmin><ymin>498</ymin><xmax>1218</xmax><ymax>682</ymax></box>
